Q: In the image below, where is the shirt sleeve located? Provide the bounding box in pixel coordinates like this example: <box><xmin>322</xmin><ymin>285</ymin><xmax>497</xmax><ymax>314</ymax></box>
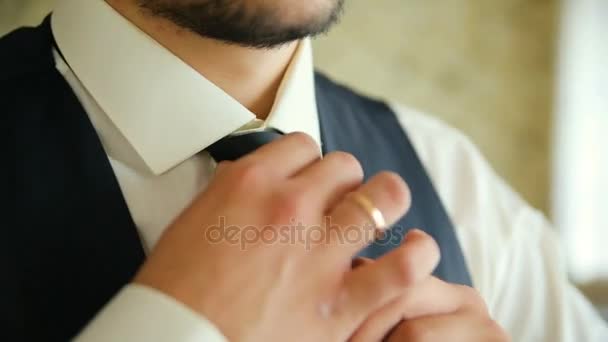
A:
<box><xmin>390</xmin><ymin>102</ymin><xmax>608</xmax><ymax>342</ymax></box>
<box><xmin>74</xmin><ymin>284</ymin><xmax>228</xmax><ymax>342</ymax></box>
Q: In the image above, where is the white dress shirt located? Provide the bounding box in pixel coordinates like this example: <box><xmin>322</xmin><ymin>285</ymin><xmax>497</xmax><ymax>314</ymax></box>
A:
<box><xmin>49</xmin><ymin>0</ymin><xmax>607</xmax><ymax>341</ymax></box>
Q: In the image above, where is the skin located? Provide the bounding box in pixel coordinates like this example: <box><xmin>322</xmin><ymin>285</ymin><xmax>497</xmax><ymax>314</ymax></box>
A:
<box><xmin>350</xmin><ymin>257</ymin><xmax>510</xmax><ymax>341</ymax></box>
<box><xmin>104</xmin><ymin>1</ymin><xmax>510</xmax><ymax>340</ymax></box>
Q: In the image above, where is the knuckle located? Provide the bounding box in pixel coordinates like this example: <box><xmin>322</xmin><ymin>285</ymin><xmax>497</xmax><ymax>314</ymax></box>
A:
<box><xmin>233</xmin><ymin>161</ymin><xmax>266</xmax><ymax>188</ymax></box>
<box><xmin>327</xmin><ymin>152</ymin><xmax>363</xmax><ymax>178</ymax></box>
<box><xmin>458</xmin><ymin>285</ymin><xmax>488</xmax><ymax>312</ymax></box>
<box><xmin>458</xmin><ymin>284</ymin><xmax>478</xmax><ymax>299</ymax></box>
<box><xmin>393</xmin><ymin>248</ymin><xmax>419</xmax><ymax>286</ymax></box>
<box><xmin>269</xmin><ymin>191</ymin><xmax>305</xmax><ymax>223</ymax></box>
<box><xmin>409</xmin><ymin>229</ymin><xmax>441</xmax><ymax>260</ymax></box>
<box><xmin>377</xmin><ymin>171</ymin><xmax>411</xmax><ymax>207</ymax></box>
<box><xmin>214</xmin><ymin>161</ymin><xmax>232</xmax><ymax>173</ymax></box>
<box><xmin>288</xmin><ymin>132</ymin><xmax>318</xmax><ymax>152</ymax></box>
<box><xmin>425</xmin><ymin>234</ymin><xmax>442</xmax><ymax>262</ymax></box>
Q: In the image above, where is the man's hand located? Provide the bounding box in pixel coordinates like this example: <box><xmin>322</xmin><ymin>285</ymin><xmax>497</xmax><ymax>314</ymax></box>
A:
<box><xmin>132</xmin><ymin>132</ymin><xmax>426</xmax><ymax>341</ymax></box>
<box><xmin>350</xmin><ymin>230</ymin><xmax>510</xmax><ymax>342</ymax></box>
<box><xmin>384</xmin><ymin>311</ymin><xmax>510</xmax><ymax>342</ymax></box>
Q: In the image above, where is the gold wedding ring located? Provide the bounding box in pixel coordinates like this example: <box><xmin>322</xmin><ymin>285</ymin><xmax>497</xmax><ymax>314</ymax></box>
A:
<box><xmin>347</xmin><ymin>192</ymin><xmax>387</xmax><ymax>232</ymax></box>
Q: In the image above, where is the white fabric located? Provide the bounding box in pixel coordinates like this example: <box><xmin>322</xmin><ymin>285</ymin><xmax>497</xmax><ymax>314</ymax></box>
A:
<box><xmin>49</xmin><ymin>0</ymin><xmax>607</xmax><ymax>341</ymax></box>
<box><xmin>51</xmin><ymin>0</ymin><xmax>320</xmax><ymax>176</ymax></box>
<box><xmin>75</xmin><ymin>285</ymin><xmax>227</xmax><ymax>342</ymax></box>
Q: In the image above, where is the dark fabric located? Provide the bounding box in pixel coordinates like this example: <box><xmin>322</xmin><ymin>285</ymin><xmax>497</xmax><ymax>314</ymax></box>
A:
<box><xmin>207</xmin><ymin>129</ymin><xmax>283</xmax><ymax>162</ymax></box>
<box><xmin>5</xmin><ymin>17</ymin><xmax>145</xmax><ymax>341</ymax></box>
<box><xmin>4</xmin><ymin>16</ymin><xmax>471</xmax><ymax>341</ymax></box>
<box><xmin>315</xmin><ymin>74</ymin><xmax>473</xmax><ymax>286</ymax></box>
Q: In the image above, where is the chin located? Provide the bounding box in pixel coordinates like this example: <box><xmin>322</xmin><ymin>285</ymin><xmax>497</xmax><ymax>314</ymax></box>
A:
<box><xmin>273</xmin><ymin>0</ymin><xmax>342</xmax><ymax>27</ymax></box>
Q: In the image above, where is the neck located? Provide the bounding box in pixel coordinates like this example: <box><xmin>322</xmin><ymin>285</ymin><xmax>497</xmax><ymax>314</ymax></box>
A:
<box><xmin>105</xmin><ymin>0</ymin><xmax>298</xmax><ymax>119</ymax></box>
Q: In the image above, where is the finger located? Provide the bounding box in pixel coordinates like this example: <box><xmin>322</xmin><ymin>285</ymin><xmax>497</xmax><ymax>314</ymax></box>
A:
<box><xmin>350</xmin><ymin>277</ymin><xmax>487</xmax><ymax>342</ymax></box>
<box><xmin>214</xmin><ymin>160</ymin><xmax>232</xmax><ymax>175</ymax></box>
<box><xmin>325</xmin><ymin>172</ymin><xmax>411</xmax><ymax>256</ymax></box>
<box><xmin>242</xmin><ymin>132</ymin><xmax>321</xmax><ymax>177</ymax></box>
<box><xmin>333</xmin><ymin>230</ymin><xmax>439</xmax><ymax>333</ymax></box>
<box><xmin>293</xmin><ymin>151</ymin><xmax>364</xmax><ymax>210</ymax></box>
<box><xmin>386</xmin><ymin>313</ymin><xmax>508</xmax><ymax>342</ymax></box>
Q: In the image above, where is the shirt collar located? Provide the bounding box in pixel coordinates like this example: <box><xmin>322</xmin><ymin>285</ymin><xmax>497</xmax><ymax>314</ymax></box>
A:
<box><xmin>51</xmin><ymin>0</ymin><xmax>320</xmax><ymax>175</ymax></box>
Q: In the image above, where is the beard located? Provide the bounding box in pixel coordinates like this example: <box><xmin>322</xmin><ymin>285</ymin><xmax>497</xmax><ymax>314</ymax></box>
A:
<box><xmin>137</xmin><ymin>0</ymin><xmax>344</xmax><ymax>48</ymax></box>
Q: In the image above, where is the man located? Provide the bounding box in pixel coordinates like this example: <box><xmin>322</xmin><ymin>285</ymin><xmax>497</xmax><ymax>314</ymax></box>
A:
<box><xmin>4</xmin><ymin>0</ymin><xmax>607</xmax><ymax>341</ymax></box>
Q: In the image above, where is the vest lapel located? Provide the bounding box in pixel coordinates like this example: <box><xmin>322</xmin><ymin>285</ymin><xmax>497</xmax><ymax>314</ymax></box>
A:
<box><xmin>315</xmin><ymin>74</ymin><xmax>473</xmax><ymax>286</ymax></box>
<box><xmin>13</xmin><ymin>17</ymin><xmax>145</xmax><ymax>340</ymax></box>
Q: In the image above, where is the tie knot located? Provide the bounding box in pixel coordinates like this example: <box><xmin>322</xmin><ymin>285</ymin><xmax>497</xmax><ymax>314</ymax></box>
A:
<box><xmin>207</xmin><ymin>129</ymin><xmax>284</xmax><ymax>162</ymax></box>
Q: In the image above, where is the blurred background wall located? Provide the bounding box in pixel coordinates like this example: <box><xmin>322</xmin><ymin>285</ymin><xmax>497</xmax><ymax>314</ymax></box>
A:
<box><xmin>553</xmin><ymin>0</ymin><xmax>607</xmax><ymax>314</ymax></box>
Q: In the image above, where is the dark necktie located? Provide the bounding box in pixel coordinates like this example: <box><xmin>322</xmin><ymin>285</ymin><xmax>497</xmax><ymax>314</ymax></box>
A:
<box><xmin>207</xmin><ymin>129</ymin><xmax>284</xmax><ymax>162</ymax></box>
